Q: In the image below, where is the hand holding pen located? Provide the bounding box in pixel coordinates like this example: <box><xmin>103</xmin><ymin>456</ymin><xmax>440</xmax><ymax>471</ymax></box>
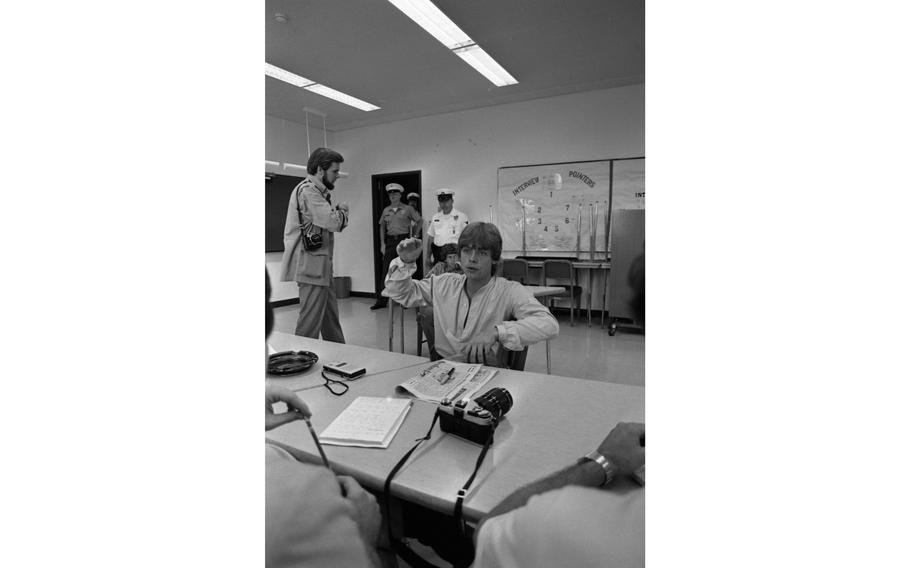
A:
<box><xmin>266</xmin><ymin>386</ymin><xmax>347</xmax><ymax>495</ymax></box>
<box><xmin>265</xmin><ymin>385</ymin><xmax>311</xmax><ymax>431</ymax></box>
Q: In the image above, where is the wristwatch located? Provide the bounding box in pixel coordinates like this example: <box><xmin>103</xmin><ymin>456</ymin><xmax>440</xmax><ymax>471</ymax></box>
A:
<box><xmin>578</xmin><ymin>449</ymin><xmax>618</xmax><ymax>486</ymax></box>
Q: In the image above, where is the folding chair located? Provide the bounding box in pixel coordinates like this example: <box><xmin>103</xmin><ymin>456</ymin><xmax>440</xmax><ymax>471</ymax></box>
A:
<box><xmin>541</xmin><ymin>259</ymin><xmax>583</xmax><ymax>326</ymax></box>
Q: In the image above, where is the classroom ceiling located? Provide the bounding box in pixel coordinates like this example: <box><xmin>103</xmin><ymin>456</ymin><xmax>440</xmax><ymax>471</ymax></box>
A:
<box><xmin>265</xmin><ymin>0</ymin><xmax>644</xmax><ymax>132</ymax></box>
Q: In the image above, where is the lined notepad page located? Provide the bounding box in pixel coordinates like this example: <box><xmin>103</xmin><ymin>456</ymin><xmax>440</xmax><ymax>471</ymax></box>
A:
<box><xmin>319</xmin><ymin>397</ymin><xmax>412</xmax><ymax>448</ymax></box>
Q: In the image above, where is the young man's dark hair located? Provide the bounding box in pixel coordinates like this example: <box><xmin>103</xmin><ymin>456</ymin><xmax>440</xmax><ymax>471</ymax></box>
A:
<box><xmin>457</xmin><ymin>222</ymin><xmax>503</xmax><ymax>274</ymax></box>
<box><xmin>306</xmin><ymin>147</ymin><xmax>344</xmax><ymax>175</ymax></box>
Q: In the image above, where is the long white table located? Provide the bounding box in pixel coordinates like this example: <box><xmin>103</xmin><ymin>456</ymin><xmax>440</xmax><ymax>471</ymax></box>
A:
<box><xmin>265</xmin><ymin>333</ymin><xmax>644</xmax><ymax>524</ymax></box>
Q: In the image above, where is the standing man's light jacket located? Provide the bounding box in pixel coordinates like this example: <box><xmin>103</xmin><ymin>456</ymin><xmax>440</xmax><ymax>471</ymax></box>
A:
<box><xmin>279</xmin><ymin>175</ymin><xmax>348</xmax><ymax>286</ymax></box>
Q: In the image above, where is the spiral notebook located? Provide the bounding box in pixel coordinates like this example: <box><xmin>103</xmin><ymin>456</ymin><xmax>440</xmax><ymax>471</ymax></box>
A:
<box><xmin>319</xmin><ymin>397</ymin><xmax>413</xmax><ymax>448</ymax></box>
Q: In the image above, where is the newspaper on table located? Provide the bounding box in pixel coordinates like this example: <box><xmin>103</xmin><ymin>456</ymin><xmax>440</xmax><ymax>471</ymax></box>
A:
<box><xmin>395</xmin><ymin>360</ymin><xmax>497</xmax><ymax>404</ymax></box>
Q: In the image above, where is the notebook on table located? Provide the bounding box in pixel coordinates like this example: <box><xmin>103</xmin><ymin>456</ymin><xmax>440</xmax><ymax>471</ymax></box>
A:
<box><xmin>319</xmin><ymin>397</ymin><xmax>413</xmax><ymax>448</ymax></box>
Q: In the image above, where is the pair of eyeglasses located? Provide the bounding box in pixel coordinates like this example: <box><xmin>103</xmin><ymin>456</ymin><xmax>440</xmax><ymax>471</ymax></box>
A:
<box><xmin>321</xmin><ymin>370</ymin><xmax>363</xmax><ymax>396</ymax></box>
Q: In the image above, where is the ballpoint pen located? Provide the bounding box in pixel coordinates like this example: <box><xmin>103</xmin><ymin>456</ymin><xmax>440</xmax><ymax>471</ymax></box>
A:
<box><xmin>303</xmin><ymin>416</ymin><xmax>331</xmax><ymax>470</ymax></box>
<box><xmin>304</xmin><ymin>416</ymin><xmax>346</xmax><ymax>496</ymax></box>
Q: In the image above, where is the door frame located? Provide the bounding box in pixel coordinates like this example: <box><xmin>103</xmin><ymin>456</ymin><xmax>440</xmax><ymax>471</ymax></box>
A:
<box><xmin>371</xmin><ymin>170</ymin><xmax>423</xmax><ymax>297</ymax></box>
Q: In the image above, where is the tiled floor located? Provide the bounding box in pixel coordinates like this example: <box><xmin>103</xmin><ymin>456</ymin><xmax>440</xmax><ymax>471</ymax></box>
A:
<box><xmin>273</xmin><ymin>296</ymin><xmax>644</xmax><ymax>387</ymax></box>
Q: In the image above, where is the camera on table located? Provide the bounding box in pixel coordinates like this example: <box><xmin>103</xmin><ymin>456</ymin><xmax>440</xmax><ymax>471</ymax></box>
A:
<box><xmin>438</xmin><ymin>387</ymin><xmax>513</xmax><ymax>445</ymax></box>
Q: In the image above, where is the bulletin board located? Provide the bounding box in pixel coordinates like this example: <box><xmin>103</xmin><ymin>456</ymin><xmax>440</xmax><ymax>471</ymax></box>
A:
<box><xmin>497</xmin><ymin>157</ymin><xmax>644</xmax><ymax>256</ymax></box>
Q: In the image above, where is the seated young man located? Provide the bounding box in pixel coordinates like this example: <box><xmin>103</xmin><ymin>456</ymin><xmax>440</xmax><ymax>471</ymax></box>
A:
<box><xmin>383</xmin><ymin>222</ymin><xmax>558</xmax><ymax>367</ymax></box>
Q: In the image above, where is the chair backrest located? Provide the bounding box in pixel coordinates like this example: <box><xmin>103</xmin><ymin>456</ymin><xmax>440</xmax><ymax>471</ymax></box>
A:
<box><xmin>542</xmin><ymin>259</ymin><xmax>574</xmax><ymax>283</ymax></box>
<box><xmin>505</xmin><ymin>346</ymin><xmax>529</xmax><ymax>371</ymax></box>
<box><xmin>500</xmin><ymin>259</ymin><xmax>529</xmax><ymax>284</ymax></box>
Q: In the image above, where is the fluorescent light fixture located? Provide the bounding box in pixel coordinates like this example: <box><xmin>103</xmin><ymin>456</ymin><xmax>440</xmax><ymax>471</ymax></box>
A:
<box><xmin>452</xmin><ymin>44</ymin><xmax>518</xmax><ymax>87</ymax></box>
<box><xmin>304</xmin><ymin>84</ymin><xmax>380</xmax><ymax>112</ymax></box>
<box><xmin>386</xmin><ymin>0</ymin><xmax>471</xmax><ymax>49</ymax></box>
<box><xmin>265</xmin><ymin>63</ymin><xmax>315</xmax><ymax>87</ymax></box>
<box><xmin>386</xmin><ymin>0</ymin><xmax>518</xmax><ymax>86</ymax></box>
<box><xmin>284</xmin><ymin>162</ymin><xmax>308</xmax><ymax>171</ymax></box>
<box><xmin>265</xmin><ymin>160</ymin><xmax>281</xmax><ymax>168</ymax></box>
<box><xmin>266</xmin><ymin>62</ymin><xmax>380</xmax><ymax>112</ymax></box>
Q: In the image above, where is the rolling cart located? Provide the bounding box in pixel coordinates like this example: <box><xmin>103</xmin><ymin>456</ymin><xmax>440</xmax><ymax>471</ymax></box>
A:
<box><xmin>607</xmin><ymin>209</ymin><xmax>645</xmax><ymax>335</ymax></box>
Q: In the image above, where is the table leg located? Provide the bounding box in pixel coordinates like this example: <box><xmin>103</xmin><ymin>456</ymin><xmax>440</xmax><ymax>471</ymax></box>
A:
<box><xmin>399</xmin><ymin>305</ymin><xmax>405</xmax><ymax>353</ymax></box>
<box><xmin>388</xmin><ymin>302</ymin><xmax>395</xmax><ymax>351</ymax></box>
<box><xmin>587</xmin><ymin>267</ymin><xmax>593</xmax><ymax>327</ymax></box>
<box><xmin>546</xmin><ymin>338</ymin><xmax>551</xmax><ymax>374</ymax></box>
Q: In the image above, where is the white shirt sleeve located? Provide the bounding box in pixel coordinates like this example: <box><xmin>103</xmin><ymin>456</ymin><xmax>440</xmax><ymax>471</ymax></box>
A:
<box><xmin>382</xmin><ymin>257</ymin><xmax>433</xmax><ymax>307</ymax></box>
<box><xmin>495</xmin><ymin>283</ymin><xmax>559</xmax><ymax>350</ymax></box>
<box><xmin>473</xmin><ymin>486</ymin><xmax>645</xmax><ymax>568</ymax></box>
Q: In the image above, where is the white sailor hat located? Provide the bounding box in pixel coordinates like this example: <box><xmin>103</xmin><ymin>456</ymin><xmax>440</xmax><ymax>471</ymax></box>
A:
<box><xmin>406</xmin><ymin>192</ymin><xmax>420</xmax><ymax>201</ymax></box>
<box><xmin>436</xmin><ymin>188</ymin><xmax>454</xmax><ymax>199</ymax></box>
<box><xmin>385</xmin><ymin>183</ymin><xmax>404</xmax><ymax>193</ymax></box>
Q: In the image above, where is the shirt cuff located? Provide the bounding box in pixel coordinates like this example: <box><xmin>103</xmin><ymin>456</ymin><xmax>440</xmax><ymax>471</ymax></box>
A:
<box><xmin>386</xmin><ymin>257</ymin><xmax>417</xmax><ymax>280</ymax></box>
<box><xmin>495</xmin><ymin>323</ymin><xmax>523</xmax><ymax>351</ymax></box>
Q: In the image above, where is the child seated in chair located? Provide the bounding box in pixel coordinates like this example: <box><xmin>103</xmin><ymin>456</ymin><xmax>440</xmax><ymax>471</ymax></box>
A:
<box><xmin>420</xmin><ymin>243</ymin><xmax>462</xmax><ymax>357</ymax></box>
<box><xmin>383</xmin><ymin>222</ymin><xmax>559</xmax><ymax>368</ymax></box>
<box><xmin>426</xmin><ymin>243</ymin><xmax>463</xmax><ymax>277</ymax></box>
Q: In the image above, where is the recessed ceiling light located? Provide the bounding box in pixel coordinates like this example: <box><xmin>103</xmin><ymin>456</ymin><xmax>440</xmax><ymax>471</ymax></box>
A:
<box><xmin>386</xmin><ymin>0</ymin><xmax>517</xmax><ymax>86</ymax></box>
<box><xmin>265</xmin><ymin>62</ymin><xmax>380</xmax><ymax>112</ymax></box>
<box><xmin>265</xmin><ymin>63</ymin><xmax>314</xmax><ymax>88</ymax></box>
<box><xmin>303</xmin><ymin>84</ymin><xmax>380</xmax><ymax>112</ymax></box>
<box><xmin>273</xmin><ymin>13</ymin><xmax>288</xmax><ymax>23</ymax></box>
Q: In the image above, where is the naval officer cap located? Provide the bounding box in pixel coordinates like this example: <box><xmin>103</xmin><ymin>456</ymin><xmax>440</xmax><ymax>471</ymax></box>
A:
<box><xmin>436</xmin><ymin>188</ymin><xmax>454</xmax><ymax>200</ymax></box>
<box><xmin>406</xmin><ymin>192</ymin><xmax>420</xmax><ymax>201</ymax></box>
<box><xmin>385</xmin><ymin>183</ymin><xmax>404</xmax><ymax>193</ymax></box>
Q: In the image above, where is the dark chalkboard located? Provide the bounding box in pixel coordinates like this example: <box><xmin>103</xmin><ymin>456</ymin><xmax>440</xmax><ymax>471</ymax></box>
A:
<box><xmin>265</xmin><ymin>174</ymin><xmax>304</xmax><ymax>252</ymax></box>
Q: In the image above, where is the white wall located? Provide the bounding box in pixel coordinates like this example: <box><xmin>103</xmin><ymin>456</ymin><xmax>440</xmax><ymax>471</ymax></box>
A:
<box><xmin>267</xmin><ymin>84</ymin><xmax>644</xmax><ymax>304</ymax></box>
<box><xmin>265</xmin><ymin>114</ymin><xmax>334</xmax><ymax>167</ymax></box>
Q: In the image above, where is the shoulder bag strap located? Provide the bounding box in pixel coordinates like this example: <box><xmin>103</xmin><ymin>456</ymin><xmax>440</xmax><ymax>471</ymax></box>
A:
<box><xmin>295</xmin><ymin>183</ymin><xmax>322</xmax><ymax>238</ymax></box>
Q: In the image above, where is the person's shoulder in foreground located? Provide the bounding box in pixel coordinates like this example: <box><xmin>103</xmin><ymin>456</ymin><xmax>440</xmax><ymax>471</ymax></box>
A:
<box><xmin>473</xmin><ymin>485</ymin><xmax>644</xmax><ymax>568</ymax></box>
<box><xmin>266</xmin><ymin>444</ymin><xmax>376</xmax><ymax>568</ymax></box>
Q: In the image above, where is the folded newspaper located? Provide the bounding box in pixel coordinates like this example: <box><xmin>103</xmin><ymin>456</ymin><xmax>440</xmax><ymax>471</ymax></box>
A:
<box><xmin>395</xmin><ymin>360</ymin><xmax>498</xmax><ymax>404</ymax></box>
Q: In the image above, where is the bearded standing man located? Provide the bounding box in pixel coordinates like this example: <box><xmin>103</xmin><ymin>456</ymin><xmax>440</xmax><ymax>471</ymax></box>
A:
<box><xmin>279</xmin><ymin>147</ymin><xmax>349</xmax><ymax>341</ymax></box>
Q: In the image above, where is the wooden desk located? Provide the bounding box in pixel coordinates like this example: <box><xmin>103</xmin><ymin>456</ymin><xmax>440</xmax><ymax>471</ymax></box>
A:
<box><xmin>265</xmin><ymin>335</ymin><xmax>644</xmax><ymax>524</ymax></box>
<box><xmin>524</xmin><ymin>260</ymin><xmax>611</xmax><ymax>327</ymax></box>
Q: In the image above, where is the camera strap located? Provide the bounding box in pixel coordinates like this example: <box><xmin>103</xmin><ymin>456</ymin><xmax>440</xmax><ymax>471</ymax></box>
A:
<box><xmin>294</xmin><ymin>183</ymin><xmax>323</xmax><ymax>243</ymax></box>
<box><xmin>453</xmin><ymin>424</ymin><xmax>495</xmax><ymax>541</ymax></box>
<box><xmin>382</xmin><ymin>412</ymin><xmax>441</xmax><ymax>568</ymax></box>
<box><xmin>381</xmin><ymin>411</ymin><xmax>497</xmax><ymax>568</ymax></box>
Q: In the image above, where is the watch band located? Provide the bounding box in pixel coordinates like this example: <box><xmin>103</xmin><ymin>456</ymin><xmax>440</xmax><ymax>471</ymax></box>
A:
<box><xmin>578</xmin><ymin>449</ymin><xmax>618</xmax><ymax>486</ymax></box>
